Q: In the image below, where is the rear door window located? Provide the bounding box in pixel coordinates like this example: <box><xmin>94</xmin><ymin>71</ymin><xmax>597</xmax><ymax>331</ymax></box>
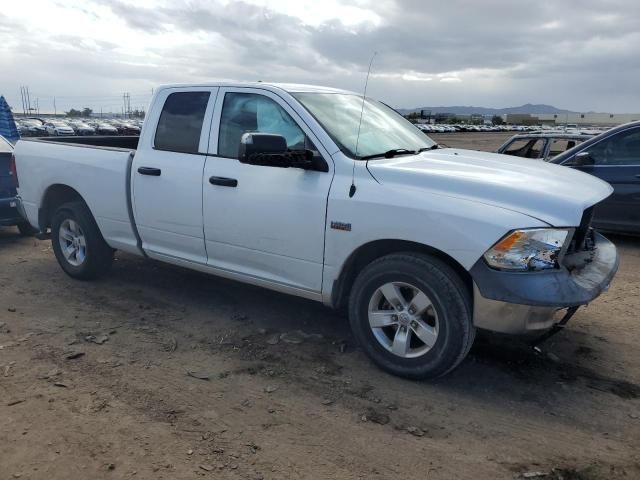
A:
<box><xmin>548</xmin><ymin>138</ymin><xmax>583</xmax><ymax>158</ymax></box>
<box><xmin>154</xmin><ymin>91</ymin><xmax>210</xmax><ymax>154</ymax></box>
<box><xmin>503</xmin><ymin>138</ymin><xmax>545</xmax><ymax>159</ymax></box>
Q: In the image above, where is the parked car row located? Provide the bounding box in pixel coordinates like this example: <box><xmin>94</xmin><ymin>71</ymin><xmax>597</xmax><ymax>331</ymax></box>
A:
<box><xmin>414</xmin><ymin>123</ymin><xmax>608</xmax><ymax>135</ymax></box>
<box><xmin>415</xmin><ymin>124</ymin><xmax>538</xmax><ymax>133</ymax></box>
<box><xmin>15</xmin><ymin>117</ymin><xmax>142</xmax><ymax>137</ymax></box>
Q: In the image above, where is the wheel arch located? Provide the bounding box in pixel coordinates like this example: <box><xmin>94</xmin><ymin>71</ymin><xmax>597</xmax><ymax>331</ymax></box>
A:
<box><xmin>330</xmin><ymin>239</ymin><xmax>473</xmax><ymax>310</ymax></box>
<box><xmin>38</xmin><ymin>184</ymin><xmax>86</xmax><ymax>231</ymax></box>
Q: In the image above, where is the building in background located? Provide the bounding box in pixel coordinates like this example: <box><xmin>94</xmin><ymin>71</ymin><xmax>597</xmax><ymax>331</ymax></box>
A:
<box><xmin>505</xmin><ymin>112</ymin><xmax>640</xmax><ymax>126</ymax></box>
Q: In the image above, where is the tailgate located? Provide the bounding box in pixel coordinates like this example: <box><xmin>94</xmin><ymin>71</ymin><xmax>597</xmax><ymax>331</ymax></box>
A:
<box><xmin>0</xmin><ymin>152</ymin><xmax>16</xmax><ymax>198</ymax></box>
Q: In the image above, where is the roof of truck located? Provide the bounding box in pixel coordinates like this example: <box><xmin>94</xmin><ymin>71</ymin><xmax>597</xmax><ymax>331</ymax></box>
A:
<box><xmin>155</xmin><ymin>82</ymin><xmax>356</xmax><ymax>95</ymax></box>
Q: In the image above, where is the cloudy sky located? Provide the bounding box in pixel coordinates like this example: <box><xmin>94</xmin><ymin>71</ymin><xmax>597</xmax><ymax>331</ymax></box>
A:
<box><xmin>1</xmin><ymin>0</ymin><xmax>639</xmax><ymax>114</ymax></box>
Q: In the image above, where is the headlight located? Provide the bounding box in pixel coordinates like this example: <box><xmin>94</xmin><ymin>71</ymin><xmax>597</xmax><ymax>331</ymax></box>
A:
<box><xmin>483</xmin><ymin>229</ymin><xmax>571</xmax><ymax>271</ymax></box>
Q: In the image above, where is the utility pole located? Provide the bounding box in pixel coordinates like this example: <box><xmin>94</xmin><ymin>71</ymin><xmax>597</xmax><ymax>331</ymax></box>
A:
<box><xmin>26</xmin><ymin>86</ymin><xmax>32</xmax><ymax>113</ymax></box>
<box><xmin>53</xmin><ymin>97</ymin><xmax>57</xmax><ymax>116</ymax></box>
<box><xmin>123</xmin><ymin>92</ymin><xmax>131</xmax><ymax>119</ymax></box>
<box><xmin>19</xmin><ymin>86</ymin><xmax>25</xmax><ymax>116</ymax></box>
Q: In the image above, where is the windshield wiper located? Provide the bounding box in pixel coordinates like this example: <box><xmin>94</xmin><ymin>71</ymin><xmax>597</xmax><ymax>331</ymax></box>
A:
<box><xmin>418</xmin><ymin>144</ymin><xmax>442</xmax><ymax>152</ymax></box>
<box><xmin>360</xmin><ymin>148</ymin><xmax>417</xmax><ymax>160</ymax></box>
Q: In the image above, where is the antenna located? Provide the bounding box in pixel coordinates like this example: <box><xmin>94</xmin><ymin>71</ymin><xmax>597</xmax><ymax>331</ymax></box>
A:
<box><xmin>349</xmin><ymin>51</ymin><xmax>377</xmax><ymax>198</ymax></box>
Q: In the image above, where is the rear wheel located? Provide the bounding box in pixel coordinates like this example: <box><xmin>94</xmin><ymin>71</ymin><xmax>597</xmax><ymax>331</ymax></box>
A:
<box><xmin>51</xmin><ymin>201</ymin><xmax>113</xmax><ymax>280</ymax></box>
<box><xmin>348</xmin><ymin>253</ymin><xmax>475</xmax><ymax>379</ymax></box>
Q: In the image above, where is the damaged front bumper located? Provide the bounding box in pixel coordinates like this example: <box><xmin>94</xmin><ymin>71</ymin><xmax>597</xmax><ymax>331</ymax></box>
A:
<box><xmin>470</xmin><ymin>231</ymin><xmax>619</xmax><ymax>334</ymax></box>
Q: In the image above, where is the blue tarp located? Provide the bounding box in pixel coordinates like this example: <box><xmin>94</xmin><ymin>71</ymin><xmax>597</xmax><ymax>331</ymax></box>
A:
<box><xmin>0</xmin><ymin>96</ymin><xmax>20</xmax><ymax>143</ymax></box>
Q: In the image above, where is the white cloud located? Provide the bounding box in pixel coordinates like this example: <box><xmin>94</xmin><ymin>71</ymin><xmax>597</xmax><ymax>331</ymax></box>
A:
<box><xmin>1</xmin><ymin>0</ymin><xmax>639</xmax><ymax>114</ymax></box>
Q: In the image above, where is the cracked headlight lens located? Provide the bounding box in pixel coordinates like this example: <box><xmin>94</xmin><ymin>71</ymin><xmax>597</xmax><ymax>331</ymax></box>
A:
<box><xmin>484</xmin><ymin>229</ymin><xmax>570</xmax><ymax>271</ymax></box>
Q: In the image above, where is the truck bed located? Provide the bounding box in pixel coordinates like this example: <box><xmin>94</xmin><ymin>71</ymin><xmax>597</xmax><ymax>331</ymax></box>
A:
<box><xmin>15</xmin><ymin>136</ymin><xmax>140</xmax><ymax>254</ymax></box>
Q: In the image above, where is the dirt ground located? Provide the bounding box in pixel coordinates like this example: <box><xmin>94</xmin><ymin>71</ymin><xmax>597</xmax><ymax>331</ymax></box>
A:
<box><xmin>1</xmin><ymin>133</ymin><xmax>639</xmax><ymax>480</ymax></box>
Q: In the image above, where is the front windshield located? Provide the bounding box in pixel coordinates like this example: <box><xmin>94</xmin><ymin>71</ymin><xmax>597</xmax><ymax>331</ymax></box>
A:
<box><xmin>293</xmin><ymin>92</ymin><xmax>435</xmax><ymax>159</ymax></box>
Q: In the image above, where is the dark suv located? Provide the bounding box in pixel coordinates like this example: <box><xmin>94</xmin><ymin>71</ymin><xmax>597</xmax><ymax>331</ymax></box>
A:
<box><xmin>0</xmin><ymin>135</ymin><xmax>34</xmax><ymax>235</ymax></box>
<box><xmin>551</xmin><ymin>121</ymin><xmax>640</xmax><ymax>234</ymax></box>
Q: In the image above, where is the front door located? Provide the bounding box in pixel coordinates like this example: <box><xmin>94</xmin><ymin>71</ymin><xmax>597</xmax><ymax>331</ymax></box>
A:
<box><xmin>202</xmin><ymin>88</ymin><xmax>333</xmax><ymax>293</ymax></box>
<box><xmin>132</xmin><ymin>87</ymin><xmax>218</xmax><ymax>263</ymax></box>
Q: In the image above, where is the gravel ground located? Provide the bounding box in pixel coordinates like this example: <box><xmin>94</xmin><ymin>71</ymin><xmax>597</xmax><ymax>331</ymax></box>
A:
<box><xmin>1</xmin><ymin>132</ymin><xmax>638</xmax><ymax>480</ymax></box>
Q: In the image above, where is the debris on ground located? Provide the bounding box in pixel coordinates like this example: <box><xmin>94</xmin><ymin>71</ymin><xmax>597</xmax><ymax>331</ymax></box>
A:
<box><xmin>160</xmin><ymin>335</ymin><xmax>178</xmax><ymax>352</ymax></box>
<box><xmin>279</xmin><ymin>330</ymin><xmax>324</xmax><ymax>345</ymax></box>
<box><xmin>406</xmin><ymin>426</ymin><xmax>425</xmax><ymax>437</ymax></box>
<box><xmin>279</xmin><ymin>331</ymin><xmax>305</xmax><ymax>344</ymax></box>
<box><xmin>85</xmin><ymin>334</ymin><xmax>110</xmax><ymax>345</ymax></box>
<box><xmin>265</xmin><ymin>334</ymin><xmax>280</xmax><ymax>345</ymax></box>
<box><xmin>361</xmin><ymin>408</ymin><xmax>390</xmax><ymax>425</ymax></box>
<box><xmin>0</xmin><ymin>322</ymin><xmax>10</xmax><ymax>333</ymax></box>
<box><xmin>520</xmin><ymin>472</ymin><xmax>547</xmax><ymax>479</ymax></box>
<box><xmin>38</xmin><ymin>368</ymin><xmax>60</xmax><ymax>380</ymax></box>
<box><xmin>264</xmin><ymin>385</ymin><xmax>278</xmax><ymax>394</ymax></box>
<box><xmin>4</xmin><ymin>361</ymin><xmax>15</xmax><ymax>377</ymax></box>
<box><xmin>199</xmin><ymin>465</ymin><xmax>214</xmax><ymax>472</ymax></box>
<box><xmin>7</xmin><ymin>399</ymin><xmax>24</xmax><ymax>406</ymax></box>
<box><xmin>186</xmin><ymin>370</ymin><xmax>210</xmax><ymax>381</ymax></box>
<box><xmin>7</xmin><ymin>307</ymin><xmax>16</xmax><ymax>313</ymax></box>
<box><xmin>65</xmin><ymin>351</ymin><xmax>85</xmax><ymax>360</ymax></box>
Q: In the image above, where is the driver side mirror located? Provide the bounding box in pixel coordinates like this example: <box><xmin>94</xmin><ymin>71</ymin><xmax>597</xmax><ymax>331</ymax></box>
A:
<box><xmin>238</xmin><ymin>132</ymin><xmax>328</xmax><ymax>172</ymax></box>
<box><xmin>573</xmin><ymin>151</ymin><xmax>595</xmax><ymax>166</ymax></box>
<box><xmin>239</xmin><ymin>133</ymin><xmax>287</xmax><ymax>164</ymax></box>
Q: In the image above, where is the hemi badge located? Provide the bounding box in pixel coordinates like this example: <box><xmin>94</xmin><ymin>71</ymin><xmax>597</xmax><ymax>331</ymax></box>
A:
<box><xmin>331</xmin><ymin>221</ymin><xmax>351</xmax><ymax>232</ymax></box>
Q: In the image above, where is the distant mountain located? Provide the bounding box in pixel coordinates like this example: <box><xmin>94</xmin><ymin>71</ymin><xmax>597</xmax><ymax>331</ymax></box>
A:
<box><xmin>397</xmin><ymin>103</ymin><xmax>572</xmax><ymax>116</ymax></box>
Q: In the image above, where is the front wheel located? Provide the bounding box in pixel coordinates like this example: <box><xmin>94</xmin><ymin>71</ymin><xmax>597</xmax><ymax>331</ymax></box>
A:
<box><xmin>348</xmin><ymin>253</ymin><xmax>475</xmax><ymax>379</ymax></box>
<box><xmin>51</xmin><ymin>201</ymin><xmax>114</xmax><ymax>280</ymax></box>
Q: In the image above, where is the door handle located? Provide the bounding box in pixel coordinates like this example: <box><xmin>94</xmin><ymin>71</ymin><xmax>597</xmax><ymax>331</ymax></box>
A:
<box><xmin>209</xmin><ymin>176</ymin><xmax>238</xmax><ymax>187</ymax></box>
<box><xmin>138</xmin><ymin>167</ymin><xmax>161</xmax><ymax>176</ymax></box>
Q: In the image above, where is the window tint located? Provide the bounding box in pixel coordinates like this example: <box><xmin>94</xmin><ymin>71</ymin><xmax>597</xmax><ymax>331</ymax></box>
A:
<box><xmin>218</xmin><ymin>93</ymin><xmax>306</xmax><ymax>159</ymax></box>
<box><xmin>503</xmin><ymin>138</ymin><xmax>545</xmax><ymax>159</ymax></box>
<box><xmin>154</xmin><ymin>91</ymin><xmax>210</xmax><ymax>154</ymax></box>
<box><xmin>585</xmin><ymin>129</ymin><xmax>640</xmax><ymax>165</ymax></box>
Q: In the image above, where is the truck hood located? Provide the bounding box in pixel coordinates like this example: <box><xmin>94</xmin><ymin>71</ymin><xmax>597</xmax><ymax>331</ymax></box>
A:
<box><xmin>366</xmin><ymin>148</ymin><xmax>613</xmax><ymax>226</ymax></box>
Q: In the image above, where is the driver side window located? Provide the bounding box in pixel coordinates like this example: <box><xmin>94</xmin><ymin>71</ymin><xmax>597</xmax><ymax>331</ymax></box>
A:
<box><xmin>218</xmin><ymin>93</ymin><xmax>309</xmax><ymax>159</ymax></box>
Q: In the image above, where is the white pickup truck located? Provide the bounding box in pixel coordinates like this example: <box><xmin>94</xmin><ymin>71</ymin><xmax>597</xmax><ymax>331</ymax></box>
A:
<box><xmin>14</xmin><ymin>82</ymin><xmax>618</xmax><ymax>379</ymax></box>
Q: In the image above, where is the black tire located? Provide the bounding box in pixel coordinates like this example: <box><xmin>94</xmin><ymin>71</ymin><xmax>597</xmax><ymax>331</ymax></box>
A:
<box><xmin>17</xmin><ymin>221</ymin><xmax>37</xmax><ymax>237</ymax></box>
<box><xmin>51</xmin><ymin>201</ymin><xmax>114</xmax><ymax>280</ymax></box>
<box><xmin>348</xmin><ymin>253</ymin><xmax>475</xmax><ymax>379</ymax></box>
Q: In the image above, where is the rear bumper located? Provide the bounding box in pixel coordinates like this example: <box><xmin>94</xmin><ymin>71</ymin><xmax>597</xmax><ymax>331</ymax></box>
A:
<box><xmin>471</xmin><ymin>232</ymin><xmax>619</xmax><ymax>334</ymax></box>
<box><xmin>0</xmin><ymin>196</ymin><xmax>24</xmax><ymax>226</ymax></box>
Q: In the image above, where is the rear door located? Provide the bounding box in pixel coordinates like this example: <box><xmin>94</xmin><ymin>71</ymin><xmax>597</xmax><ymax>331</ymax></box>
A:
<box><xmin>132</xmin><ymin>87</ymin><xmax>218</xmax><ymax>263</ymax></box>
<box><xmin>567</xmin><ymin>126</ymin><xmax>640</xmax><ymax>233</ymax></box>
